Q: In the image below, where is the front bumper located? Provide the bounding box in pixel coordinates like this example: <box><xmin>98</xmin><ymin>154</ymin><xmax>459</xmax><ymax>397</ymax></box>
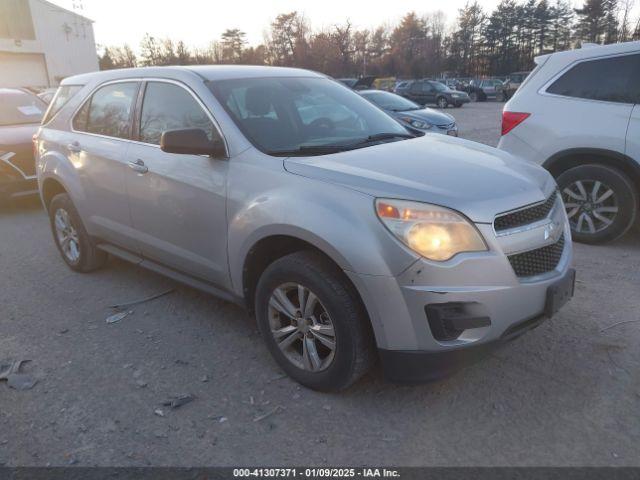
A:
<box><xmin>346</xmin><ymin>192</ymin><xmax>574</xmax><ymax>382</ymax></box>
<box><xmin>379</xmin><ymin>266</ymin><xmax>575</xmax><ymax>383</ymax></box>
<box><xmin>450</xmin><ymin>95</ymin><xmax>470</xmax><ymax>105</ymax></box>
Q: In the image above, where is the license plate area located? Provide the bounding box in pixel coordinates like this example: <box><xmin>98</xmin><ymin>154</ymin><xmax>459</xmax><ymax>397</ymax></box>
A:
<box><xmin>545</xmin><ymin>268</ymin><xmax>576</xmax><ymax>317</ymax></box>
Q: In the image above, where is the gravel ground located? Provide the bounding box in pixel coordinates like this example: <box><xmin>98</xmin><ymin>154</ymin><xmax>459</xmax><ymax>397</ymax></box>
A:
<box><xmin>1</xmin><ymin>101</ymin><xmax>639</xmax><ymax>467</ymax></box>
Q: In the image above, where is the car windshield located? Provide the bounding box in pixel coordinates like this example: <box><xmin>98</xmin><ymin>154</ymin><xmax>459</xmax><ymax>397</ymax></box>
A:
<box><xmin>430</xmin><ymin>82</ymin><xmax>448</xmax><ymax>92</ymax></box>
<box><xmin>208</xmin><ymin>77</ymin><xmax>411</xmax><ymax>156</ymax></box>
<box><xmin>0</xmin><ymin>90</ymin><xmax>45</xmax><ymax>126</ymax></box>
<box><xmin>360</xmin><ymin>91</ymin><xmax>421</xmax><ymax>112</ymax></box>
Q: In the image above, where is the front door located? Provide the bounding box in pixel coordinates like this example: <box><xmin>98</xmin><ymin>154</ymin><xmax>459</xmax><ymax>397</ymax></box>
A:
<box><xmin>125</xmin><ymin>80</ymin><xmax>230</xmax><ymax>287</ymax></box>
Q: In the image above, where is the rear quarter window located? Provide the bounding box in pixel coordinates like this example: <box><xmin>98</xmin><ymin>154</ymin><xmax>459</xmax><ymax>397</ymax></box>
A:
<box><xmin>42</xmin><ymin>85</ymin><xmax>82</xmax><ymax>124</ymax></box>
<box><xmin>546</xmin><ymin>54</ymin><xmax>640</xmax><ymax>104</ymax></box>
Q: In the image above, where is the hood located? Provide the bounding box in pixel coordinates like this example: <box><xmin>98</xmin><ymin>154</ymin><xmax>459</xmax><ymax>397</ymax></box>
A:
<box><xmin>283</xmin><ymin>135</ymin><xmax>555</xmax><ymax>224</ymax></box>
<box><xmin>0</xmin><ymin>123</ymin><xmax>39</xmax><ymax>147</ymax></box>
<box><xmin>448</xmin><ymin>89</ymin><xmax>468</xmax><ymax>96</ymax></box>
<box><xmin>396</xmin><ymin>108</ymin><xmax>454</xmax><ymax>126</ymax></box>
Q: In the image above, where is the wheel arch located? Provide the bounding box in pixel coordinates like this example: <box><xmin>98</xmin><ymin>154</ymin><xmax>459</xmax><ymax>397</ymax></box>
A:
<box><xmin>41</xmin><ymin>176</ymin><xmax>69</xmax><ymax>211</ymax></box>
<box><xmin>544</xmin><ymin>148</ymin><xmax>640</xmax><ymax>203</ymax></box>
<box><xmin>240</xmin><ymin>232</ymin><xmax>388</xmax><ymax>350</ymax></box>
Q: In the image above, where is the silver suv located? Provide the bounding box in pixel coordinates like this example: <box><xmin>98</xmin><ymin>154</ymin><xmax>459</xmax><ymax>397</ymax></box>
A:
<box><xmin>36</xmin><ymin>66</ymin><xmax>575</xmax><ymax>391</ymax></box>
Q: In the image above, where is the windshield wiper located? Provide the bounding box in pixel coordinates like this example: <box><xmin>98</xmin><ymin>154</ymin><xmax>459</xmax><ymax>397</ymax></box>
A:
<box><xmin>357</xmin><ymin>132</ymin><xmax>415</xmax><ymax>144</ymax></box>
<box><xmin>268</xmin><ymin>144</ymin><xmax>359</xmax><ymax>156</ymax></box>
<box><xmin>268</xmin><ymin>133</ymin><xmax>415</xmax><ymax>157</ymax></box>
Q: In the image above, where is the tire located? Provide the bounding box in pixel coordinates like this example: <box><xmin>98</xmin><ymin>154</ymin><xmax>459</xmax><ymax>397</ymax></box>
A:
<box><xmin>48</xmin><ymin>193</ymin><xmax>107</xmax><ymax>272</ymax></box>
<box><xmin>436</xmin><ymin>96</ymin><xmax>448</xmax><ymax>109</ymax></box>
<box><xmin>469</xmin><ymin>92</ymin><xmax>478</xmax><ymax>102</ymax></box>
<box><xmin>255</xmin><ymin>251</ymin><xmax>375</xmax><ymax>391</ymax></box>
<box><xmin>556</xmin><ymin>164</ymin><xmax>638</xmax><ymax>244</ymax></box>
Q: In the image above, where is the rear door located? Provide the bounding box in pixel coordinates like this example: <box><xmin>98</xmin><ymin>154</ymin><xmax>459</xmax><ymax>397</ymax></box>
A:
<box><xmin>407</xmin><ymin>81</ymin><xmax>426</xmax><ymax>104</ymax></box>
<box><xmin>68</xmin><ymin>81</ymin><xmax>140</xmax><ymax>250</ymax></box>
<box><xmin>125</xmin><ymin>80</ymin><xmax>230</xmax><ymax>286</ymax></box>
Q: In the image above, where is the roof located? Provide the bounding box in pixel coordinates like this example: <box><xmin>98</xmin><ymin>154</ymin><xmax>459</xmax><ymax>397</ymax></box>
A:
<box><xmin>61</xmin><ymin>65</ymin><xmax>325</xmax><ymax>86</ymax></box>
<box><xmin>535</xmin><ymin>40</ymin><xmax>640</xmax><ymax>65</ymax></box>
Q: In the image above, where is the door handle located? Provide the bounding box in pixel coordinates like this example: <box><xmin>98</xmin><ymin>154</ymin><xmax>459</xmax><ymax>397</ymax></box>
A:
<box><xmin>67</xmin><ymin>141</ymin><xmax>82</xmax><ymax>153</ymax></box>
<box><xmin>128</xmin><ymin>159</ymin><xmax>148</xmax><ymax>174</ymax></box>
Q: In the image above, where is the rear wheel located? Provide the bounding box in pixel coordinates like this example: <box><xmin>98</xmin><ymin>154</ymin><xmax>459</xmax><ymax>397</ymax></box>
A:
<box><xmin>557</xmin><ymin>164</ymin><xmax>637</xmax><ymax>244</ymax></box>
<box><xmin>469</xmin><ymin>92</ymin><xmax>478</xmax><ymax>102</ymax></box>
<box><xmin>49</xmin><ymin>193</ymin><xmax>107</xmax><ymax>272</ymax></box>
<box><xmin>255</xmin><ymin>251</ymin><xmax>374</xmax><ymax>391</ymax></box>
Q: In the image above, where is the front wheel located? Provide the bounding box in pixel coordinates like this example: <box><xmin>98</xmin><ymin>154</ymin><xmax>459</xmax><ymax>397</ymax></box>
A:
<box><xmin>255</xmin><ymin>251</ymin><xmax>375</xmax><ymax>391</ymax></box>
<box><xmin>48</xmin><ymin>193</ymin><xmax>107</xmax><ymax>272</ymax></box>
<box><xmin>557</xmin><ymin>164</ymin><xmax>638</xmax><ymax>244</ymax></box>
<box><xmin>469</xmin><ymin>92</ymin><xmax>478</xmax><ymax>102</ymax></box>
<box><xmin>436</xmin><ymin>96</ymin><xmax>448</xmax><ymax>109</ymax></box>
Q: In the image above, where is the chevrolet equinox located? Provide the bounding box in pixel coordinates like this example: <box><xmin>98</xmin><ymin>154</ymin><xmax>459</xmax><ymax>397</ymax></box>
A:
<box><xmin>36</xmin><ymin>66</ymin><xmax>575</xmax><ymax>391</ymax></box>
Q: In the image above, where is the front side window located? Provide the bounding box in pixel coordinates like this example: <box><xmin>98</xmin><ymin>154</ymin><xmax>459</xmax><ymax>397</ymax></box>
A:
<box><xmin>139</xmin><ymin>82</ymin><xmax>218</xmax><ymax>145</ymax></box>
<box><xmin>42</xmin><ymin>85</ymin><xmax>82</xmax><ymax>124</ymax></box>
<box><xmin>547</xmin><ymin>54</ymin><xmax>640</xmax><ymax>104</ymax></box>
<box><xmin>430</xmin><ymin>82</ymin><xmax>447</xmax><ymax>92</ymax></box>
<box><xmin>73</xmin><ymin>82</ymin><xmax>138</xmax><ymax>139</ymax></box>
<box><xmin>0</xmin><ymin>89</ymin><xmax>45</xmax><ymax>126</ymax></box>
<box><xmin>209</xmin><ymin>77</ymin><xmax>409</xmax><ymax>155</ymax></box>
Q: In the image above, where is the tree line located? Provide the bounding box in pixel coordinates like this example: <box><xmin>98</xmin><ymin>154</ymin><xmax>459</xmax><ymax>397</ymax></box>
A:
<box><xmin>99</xmin><ymin>0</ymin><xmax>640</xmax><ymax>79</ymax></box>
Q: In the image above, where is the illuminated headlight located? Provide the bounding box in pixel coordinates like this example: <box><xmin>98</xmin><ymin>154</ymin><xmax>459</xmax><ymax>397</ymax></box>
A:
<box><xmin>400</xmin><ymin>117</ymin><xmax>431</xmax><ymax>130</ymax></box>
<box><xmin>375</xmin><ymin>199</ymin><xmax>487</xmax><ymax>261</ymax></box>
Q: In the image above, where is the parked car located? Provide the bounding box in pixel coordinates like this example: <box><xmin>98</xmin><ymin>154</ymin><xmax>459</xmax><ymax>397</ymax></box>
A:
<box><xmin>336</xmin><ymin>76</ymin><xmax>376</xmax><ymax>91</ymax></box>
<box><xmin>0</xmin><ymin>88</ymin><xmax>48</xmax><ymax>203</ymax></box>
<box><xmin>401</xmin><ymin>80</ymin><xmax>470</xmax><ymax>108</ymax></box>
<box><xmin>498</xmin><ymin>41</ymin><xmax>640</xmax><ymax>244</ymax></box>
<box><xmin>393</xmin><ymin>80</ymin><xmax>412</xmax><ymax>96</ymax></box>
<box><xmin>465</xmin><ymin>79</ymin><xmax>505</xmax><ymax>102</ymax></box>
<box><xmin>359</xmin><ymin>89</ymin><xmax>458</xmax><ymax>136</ymax></box>
<box><xmin>37</xmin><ymin>66</ymin><xmax>574</xmax><ymax>391</ymax></box>
<box><xmin>501</xmin><ymin>71</ymin><xmax>530</xmax><ymax>100</ymax></box>
<box><xmin>37</xmin><ymin>88</ymin><xmax>58</xmax><ymax>104</ymax></box>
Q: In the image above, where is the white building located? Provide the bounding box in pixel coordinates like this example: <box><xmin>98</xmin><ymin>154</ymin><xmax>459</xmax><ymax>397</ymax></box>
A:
<box><xmin>0</xmin><ymin>0</ymin><xmax>98</xmax><ymax>88</ymax></box>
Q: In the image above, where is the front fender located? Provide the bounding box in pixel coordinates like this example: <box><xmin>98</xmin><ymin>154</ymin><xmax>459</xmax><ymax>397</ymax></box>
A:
<box><xmin>226</xmin><ymin>174</ymin><xmax>418</xmax><ymax>297</ymax></box>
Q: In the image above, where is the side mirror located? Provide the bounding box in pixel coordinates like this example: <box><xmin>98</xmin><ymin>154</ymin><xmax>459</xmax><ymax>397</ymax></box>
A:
<box><xmin>160</xmin><ymin>128</ymin><xmax>226</xmax><ymax>158</ymax></box>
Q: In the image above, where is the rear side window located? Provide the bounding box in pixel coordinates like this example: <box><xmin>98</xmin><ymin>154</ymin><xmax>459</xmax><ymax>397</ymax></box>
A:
<box><xmin>42</xmin><ymin>85</ymin><xmax>82</xmax><ymax>124</ymax></box>
<box><xmin>138</xmin><ymin>82</ymin><xmax>218</xmax><ymax>145</ymax></box>
<box><xmin>547</xmin><ymin>54</ymin><xmax>640</xmax><ymax>104</ymax></box>
<box><xmin>72</xmin><ymin>82</ymin><xmax>138</xmax><ymax>139</ymax></box>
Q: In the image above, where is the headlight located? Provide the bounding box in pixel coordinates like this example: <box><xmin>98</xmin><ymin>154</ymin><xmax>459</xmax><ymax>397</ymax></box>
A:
<box><xmin>375</xmin><ymin>199</ymin><xmax>487</xmax><ymax>261</ymax></box>
<box><xmin>400</xmin><ymin>117</ymin><xmax>431</xmax><ymax>130</ymax></box>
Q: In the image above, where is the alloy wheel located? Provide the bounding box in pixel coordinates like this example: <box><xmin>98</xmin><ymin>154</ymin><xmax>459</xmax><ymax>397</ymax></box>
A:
<box><xmin>562</xmin><ymin>180</ymin><xmax>619</xmax><ymax>235</ymax></box>
<box><xmin>268</xmin><ymin>282</ymin><xmax>336</xmax><ymax>372</ymax></box>
<box><xmin>437</xmin><ymin>97</ymin><xmax>448</xmax><ymax>109</ymax></box>
<box><xmin>54</xmin><ymin>208</ymin><xmax>81</xmax><ymax>263</ymax></box>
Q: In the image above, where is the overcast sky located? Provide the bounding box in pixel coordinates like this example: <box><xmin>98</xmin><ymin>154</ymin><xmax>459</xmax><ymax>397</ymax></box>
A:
<box><xmin>48</xmin><ymin>0</ymin><xmax>506</xmax><ymax>51</ymax></box>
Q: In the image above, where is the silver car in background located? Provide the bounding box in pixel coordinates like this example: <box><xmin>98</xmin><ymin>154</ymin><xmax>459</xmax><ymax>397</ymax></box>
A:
<box><xmin>36</xmin><ymin>66</ymin><xmax>575</xmax><ymax>391</ymax></box>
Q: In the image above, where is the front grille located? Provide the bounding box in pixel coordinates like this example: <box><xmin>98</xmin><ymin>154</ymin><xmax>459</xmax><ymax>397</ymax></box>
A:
<box><xmin>436</xmin><ymin>122</ymin><xmax>455</xmax><ymax>130</ymax></box>
<box><xmin>508</xmin><ymin>234</ymin><xmax>565</xmax><ymax>277</ymax></box>
<box><xmin>494</xmin><ymin>191</ymin><xmax>558</xmax><ymax>232</ymax></box>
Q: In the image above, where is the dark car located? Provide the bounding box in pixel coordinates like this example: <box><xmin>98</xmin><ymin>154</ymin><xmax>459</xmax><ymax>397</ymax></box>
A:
<box><xmin>0</xmin><ymin>88</ymin><xmax>47</xmax><ymax>202</ymax></box>
<box><xmin>359</xmin><ymin>90</ymin><xmax>457</xmax><ymax>136</ymax></box>
<box><xmin>336</xmin><ymin>76</ymin><xmax>376</xmax><ymax>91</ymax></box>
<box><xmin>465</xmin><ymin>78</ymin><xmax>505</xmax><ymax>102</ymax></box>
<box><xmin>400</xmin><ymin>80</ymin><xmax>470</xmax><ymax>108</ymax></box>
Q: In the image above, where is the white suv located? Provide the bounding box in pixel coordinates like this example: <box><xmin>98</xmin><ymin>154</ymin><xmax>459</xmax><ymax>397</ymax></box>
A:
<box><xmin>498</xmin><ymin>41</ymin><xmax>640</xmax><ymax>244</ymax></box>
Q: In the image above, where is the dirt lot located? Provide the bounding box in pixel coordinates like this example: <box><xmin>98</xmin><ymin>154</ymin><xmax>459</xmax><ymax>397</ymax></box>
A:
<box><xmin>1</xmin><ymin>101</ymin><xmax>639</xmax><ymax>467</ymax></box>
